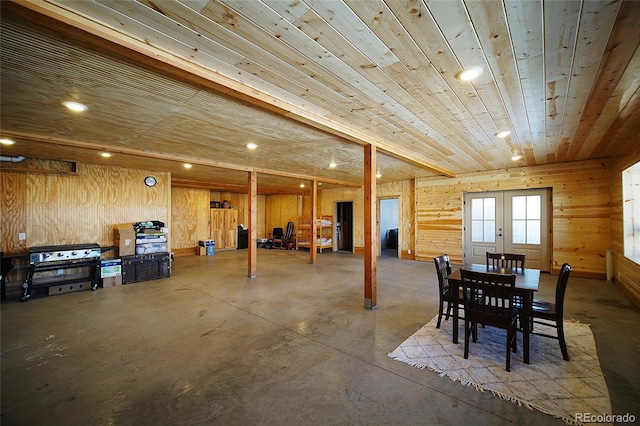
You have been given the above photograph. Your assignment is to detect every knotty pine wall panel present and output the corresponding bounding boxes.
[172,187,210,256]
[610,151,640,308]
[416,159,611,277]
[316,186,364,253]
[265,194,300,237]
[378,180,415,258]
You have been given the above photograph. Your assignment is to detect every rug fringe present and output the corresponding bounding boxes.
[388,353,591,426]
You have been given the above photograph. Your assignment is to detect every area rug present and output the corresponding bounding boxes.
[388,316,612,425]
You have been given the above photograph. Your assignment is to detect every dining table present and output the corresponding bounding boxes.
[446,263,540,364]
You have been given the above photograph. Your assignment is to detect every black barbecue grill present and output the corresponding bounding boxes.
[21,243,102,301]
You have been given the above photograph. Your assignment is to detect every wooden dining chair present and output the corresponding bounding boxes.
[486,252,504,268]
[502,253,525,271]
[433,254,463,328]
[461,269,519,371]
[529,263,572,360]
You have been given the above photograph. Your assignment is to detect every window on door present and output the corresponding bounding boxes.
[471,198,496,243]
[512,195,541,245]
[464,189,551,271]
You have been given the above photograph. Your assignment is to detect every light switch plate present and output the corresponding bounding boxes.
[18,233,26,240]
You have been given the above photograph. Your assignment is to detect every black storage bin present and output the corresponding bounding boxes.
[122,252,170,284]
[237,227,248,250]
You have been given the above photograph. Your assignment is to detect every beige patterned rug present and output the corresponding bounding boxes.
[388,316,611,425]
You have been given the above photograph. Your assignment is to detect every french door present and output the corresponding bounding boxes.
[463,189,551,272]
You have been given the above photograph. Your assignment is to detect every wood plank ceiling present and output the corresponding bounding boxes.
[1,0,639,193]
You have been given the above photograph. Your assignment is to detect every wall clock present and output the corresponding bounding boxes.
[144,176,157,187]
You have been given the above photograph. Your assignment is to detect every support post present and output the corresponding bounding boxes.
[309,179,318,265]
[364,145,377,309]
[248,171,257,278]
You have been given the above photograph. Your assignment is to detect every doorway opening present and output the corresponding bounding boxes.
[336,201,353,253]
[380,198,399,258]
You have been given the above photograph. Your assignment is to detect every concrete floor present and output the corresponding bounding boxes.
[1,249,639,425]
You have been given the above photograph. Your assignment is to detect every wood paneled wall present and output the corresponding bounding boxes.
[1,163,170,284]
[171,187,211,255]
[316,181,415,257]
[264,194,301,237]
[610,151,640,307]
[416,159,612,278]
[316,186,364,252]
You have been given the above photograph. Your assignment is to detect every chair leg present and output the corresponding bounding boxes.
[436,298,444,328]
[557,319,569,361]
[444,301,452,320]
[464,319,471,359]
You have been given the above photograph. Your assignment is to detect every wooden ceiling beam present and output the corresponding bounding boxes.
[171,178,304,195]
[1,129,362,189]
[13,0,455,178]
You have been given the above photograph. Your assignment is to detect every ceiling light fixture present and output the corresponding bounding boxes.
[376,172,382,178]
[183,163,192,169]
[246,143,257,150]
[457,66,483,81]
[329,162,337,168]
[100,152,112,158]
[300,183,305,188]
[497,130,511,138]
[0,138,15,145]
[63,101,88,112]
[511,154,522,161]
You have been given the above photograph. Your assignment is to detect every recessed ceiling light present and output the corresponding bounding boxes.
[0,138,15,145]
[457,66,483,81]
[100,152,112,158]
[497,130,511,138]
[511,154,522,161]
[246,143,258,150]
[183,163,192,169]
[63,101,88,112]
[299,183,305,188]
[376,172,382,178]
[329,162,337,168]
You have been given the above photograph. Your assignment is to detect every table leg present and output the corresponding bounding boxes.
[452,286,459,344]
[523,291,532,364]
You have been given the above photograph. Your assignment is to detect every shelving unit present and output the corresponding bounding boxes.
[295,215,333,253]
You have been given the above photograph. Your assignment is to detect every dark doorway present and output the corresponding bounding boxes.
[336,201,353,252]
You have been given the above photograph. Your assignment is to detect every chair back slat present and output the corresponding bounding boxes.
[486,252,525,271]
[486,252,503,268]
[433,254,451,292]
[461,269,517,320]
[502,253,525,271]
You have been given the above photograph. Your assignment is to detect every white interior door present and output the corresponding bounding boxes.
[464,189,551,271]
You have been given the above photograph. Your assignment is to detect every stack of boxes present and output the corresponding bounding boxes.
[198,239,215,256]
[113,221,171,284]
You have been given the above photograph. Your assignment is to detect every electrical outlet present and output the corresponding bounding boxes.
[18,233,26,241]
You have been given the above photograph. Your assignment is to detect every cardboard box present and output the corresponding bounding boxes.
[114,223,136,256]
[102,275,123,288]
[197,246,215,256]
[101,259,122,278]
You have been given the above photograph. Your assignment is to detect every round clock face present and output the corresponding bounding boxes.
[144,176,157,187]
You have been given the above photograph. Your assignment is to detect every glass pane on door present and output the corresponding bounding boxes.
[471,198,495,243]
[512,195,541,244]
